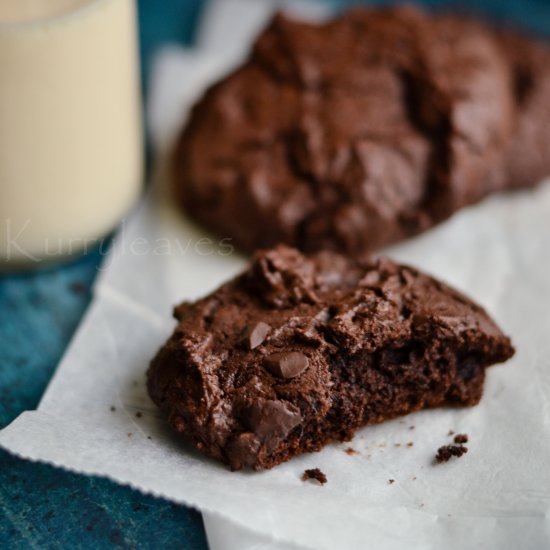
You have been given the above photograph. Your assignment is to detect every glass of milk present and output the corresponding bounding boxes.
[0,0,143,270]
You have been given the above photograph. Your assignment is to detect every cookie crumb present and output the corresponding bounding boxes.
[135,411,142,418]
[409,426,415,430]
[302,468,327,485]
[345,447,358,455]
[110,406,116,412]
[127,432,133,438]
[407,442,414,447]
[147,436,152,440]
[435,444,468,463]
[388,479,395,484]
[454,433,468,444]
[448,430,455,436]
[394,443,401,447]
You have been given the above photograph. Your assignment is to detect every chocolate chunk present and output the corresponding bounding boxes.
[244,321,271,350]
[147,245,514,471]
[435,444,468,463]
[244,399,302,443]
[302,468,327,485]
[264,351,309,379]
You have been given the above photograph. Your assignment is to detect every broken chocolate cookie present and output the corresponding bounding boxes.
[147,246,514,470]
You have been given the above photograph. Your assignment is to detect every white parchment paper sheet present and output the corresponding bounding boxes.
[2,1,550,548]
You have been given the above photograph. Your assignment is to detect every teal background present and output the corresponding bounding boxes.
[1,0,548,548]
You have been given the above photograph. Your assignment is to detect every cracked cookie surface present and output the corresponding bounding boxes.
[174,7,550,255]
[147,246,514,470]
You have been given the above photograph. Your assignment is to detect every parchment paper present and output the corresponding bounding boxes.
[2,1,550,548]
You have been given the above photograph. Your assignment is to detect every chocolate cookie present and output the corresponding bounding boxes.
[490,29,550,191]
[174,7,550,256]
[147,246,514,470]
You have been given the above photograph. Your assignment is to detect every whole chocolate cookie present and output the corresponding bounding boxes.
[147,246,514,470]
[174,7,549,256]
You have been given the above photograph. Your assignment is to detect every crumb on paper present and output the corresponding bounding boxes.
[435,444,468,463]
[407,442,414,447]
[147,436,152,440]
[409,426,415,430]
[110,406,116,412]
[135,411,142,418]
[454,433,468,444]
[127,432,133,438]
[302,468,327,485]
[394,443,401,447]
[345,447,358,455]
[388,479,395,484]
[448,430,455,436]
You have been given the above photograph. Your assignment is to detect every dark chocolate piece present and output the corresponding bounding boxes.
[147,246,514,470]
[244,321,271,350]
[302,468,327,485]
[264,351,309,379]
[244,399,302,442]
[435,444,468,463]
[174,7,550,256]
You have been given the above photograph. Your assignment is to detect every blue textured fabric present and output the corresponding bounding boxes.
[1,0,548,548]
[0,249,208,550]
[138,0,203,92]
